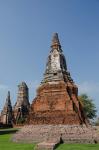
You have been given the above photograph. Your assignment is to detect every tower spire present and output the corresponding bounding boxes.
[5,91,11,107]
[8,91,10,97]
[51,33,62,50]
[42,33,69,84]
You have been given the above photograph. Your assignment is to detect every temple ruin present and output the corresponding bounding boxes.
[13,82,30,124]
[29,33,87,125]
[1,91,13,125]
[12,33,99,145]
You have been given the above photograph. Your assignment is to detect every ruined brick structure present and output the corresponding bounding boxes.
[29,33,87,125]
[13,82,30,124]
[1,91,13,125]
[12,33,99,145]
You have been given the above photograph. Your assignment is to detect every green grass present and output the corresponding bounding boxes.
[0,127,17,131]
[56,143,99,150]
[0,129,35,150]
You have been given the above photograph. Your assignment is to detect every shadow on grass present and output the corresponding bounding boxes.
[0,129,18,135]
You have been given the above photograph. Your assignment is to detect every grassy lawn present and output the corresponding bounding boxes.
[0,129,35,150]
[56,143,99,150]
[0,128,99,150]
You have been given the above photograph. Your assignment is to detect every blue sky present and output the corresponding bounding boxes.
[0,0,99,115]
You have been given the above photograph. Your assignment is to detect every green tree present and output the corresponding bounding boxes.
[79,94,97,119]
[95,118,99,126]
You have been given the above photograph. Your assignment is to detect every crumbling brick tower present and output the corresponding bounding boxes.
[1,91,13,125]
[13,82,30,124]
[29,33,87,125]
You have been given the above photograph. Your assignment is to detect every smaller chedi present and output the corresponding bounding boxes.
[13,82,30,124]
[1,91,13,125]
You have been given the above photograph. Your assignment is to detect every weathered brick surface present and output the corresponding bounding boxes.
[35,140,59,150]
[28,33,88,125]
[13,82,30,124]
[12,125,99,144]
[29,81,87,125]
[1,91,13,125]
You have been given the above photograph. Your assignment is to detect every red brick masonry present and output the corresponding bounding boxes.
[29,81,87,125]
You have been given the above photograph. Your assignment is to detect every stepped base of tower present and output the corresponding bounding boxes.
[28,81,87,125]
[12,125,99,144]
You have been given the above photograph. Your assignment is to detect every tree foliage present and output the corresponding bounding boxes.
[79,94,97,119]
[95,118,99,126]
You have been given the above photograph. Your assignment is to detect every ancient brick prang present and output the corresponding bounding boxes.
[1,91,13,125]
[29,33,88,125]
[13,82,30,124]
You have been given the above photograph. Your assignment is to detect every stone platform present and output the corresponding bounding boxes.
[12,125,99,144]
[35,140,60,150]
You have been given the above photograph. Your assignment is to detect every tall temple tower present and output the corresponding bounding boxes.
[1,91,13,125]
[13,82,30,124]
[29,33,87,125]
[12,34,99,145]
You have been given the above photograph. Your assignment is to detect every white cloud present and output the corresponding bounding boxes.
[26,80,40,102]
[78,81,99,94]
[0,84,8,91]
[29,80,40,89]
[78,81,99,115]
